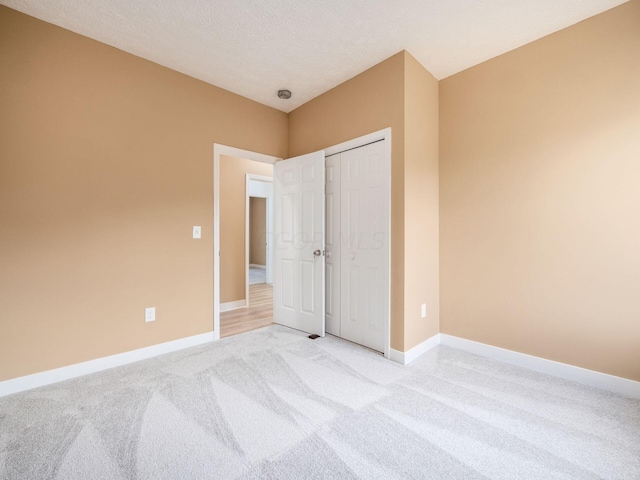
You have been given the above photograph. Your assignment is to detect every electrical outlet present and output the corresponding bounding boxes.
[145,307,156,322]
[421,304,427,318]
[193,226,201,239]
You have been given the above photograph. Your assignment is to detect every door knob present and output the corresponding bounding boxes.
[313,249,322,257]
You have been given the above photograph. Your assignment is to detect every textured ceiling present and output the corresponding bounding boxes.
[1,0,629,112]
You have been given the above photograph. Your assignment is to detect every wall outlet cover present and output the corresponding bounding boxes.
[145,307,156,322]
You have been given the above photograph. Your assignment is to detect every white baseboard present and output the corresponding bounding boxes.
[249,264,266,269]
[220,300,247,312]
[387,332,639,399]
[4,329,637,400]
[390,334,441,365]
[440,334,640,399]
[0,331,215,398]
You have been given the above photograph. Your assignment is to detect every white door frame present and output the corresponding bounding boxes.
[213,144,281,340]
[324,127,392,360]
[245,174,274,304]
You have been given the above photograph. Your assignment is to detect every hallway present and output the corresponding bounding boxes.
[220,283,273,338]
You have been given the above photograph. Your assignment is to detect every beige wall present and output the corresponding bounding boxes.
[440,0,640,381]
[4,0,637,384]
[249,198,267,266]
[289,52,407,350]
[403,53,440,350]
[220,156,272,303]
[0,6,287,382]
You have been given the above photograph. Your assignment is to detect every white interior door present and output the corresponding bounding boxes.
[325,155,341,336]
[266,197,274,284]
[340,141,389,352]
[273,151,326,336]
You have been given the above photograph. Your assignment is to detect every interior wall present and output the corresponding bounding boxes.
[403,52,440,350]
[288,52,407,350]
[220,157,272,303]
[0,6,287,382]
[440,0,640,381]
[6,0,635,383]
[249,198,267,266]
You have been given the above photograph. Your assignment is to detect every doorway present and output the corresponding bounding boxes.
[245,173,274,300]
[213,145,280,339]
[213,128,391,358]
[248,197,268,285]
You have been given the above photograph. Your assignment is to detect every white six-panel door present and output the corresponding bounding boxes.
[339,141,389,352]
[325,155,341,336]
[273,151,326,336]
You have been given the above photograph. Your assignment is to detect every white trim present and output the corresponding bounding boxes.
[324,128,391,156]
[220,300,247,312]
[250,264,266,269]
[390,334,441,365]
[0,332,214,398]
[245,176,250,306]
[325,128,393,361]
[388,349,405,365]
[214,144,281,341]
[247,174,274,185]
[440,334,640,399]
[387,332,640,398]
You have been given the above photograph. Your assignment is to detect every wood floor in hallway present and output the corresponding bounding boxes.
[220,283,273,338]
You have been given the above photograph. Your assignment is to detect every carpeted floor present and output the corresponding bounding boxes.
[0,325,638,480]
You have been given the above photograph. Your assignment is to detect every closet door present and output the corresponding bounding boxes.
[325,154,341,336]
[340,141,389,353]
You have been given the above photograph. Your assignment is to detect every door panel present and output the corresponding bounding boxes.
[325,155,341,336]
[281,260,294,308]
[340,141,389,353]
[273,151,325,336]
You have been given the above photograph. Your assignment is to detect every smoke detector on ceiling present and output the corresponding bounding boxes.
[277,89,292,99]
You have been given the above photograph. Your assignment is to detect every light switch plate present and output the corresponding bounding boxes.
[145,307,156,322]
[193,226,201,239]
[421,304,427,318]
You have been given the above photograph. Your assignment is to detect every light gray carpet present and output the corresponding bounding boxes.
[0,326,638,480]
